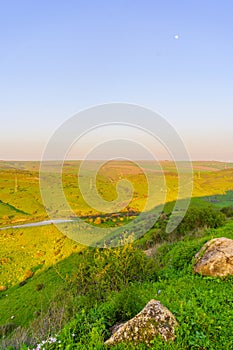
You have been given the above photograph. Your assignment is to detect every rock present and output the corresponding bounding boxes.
[109,323,125,335]
[105,299,178,346]
[0,285,7,292]
[194,237,233,277]
[144,248,154,257]
[144,246,157,257]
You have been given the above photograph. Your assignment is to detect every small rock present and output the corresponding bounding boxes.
[144,248,154,257]
[105,299,178,346]
[194,237,233,277]
[0,285,7,292]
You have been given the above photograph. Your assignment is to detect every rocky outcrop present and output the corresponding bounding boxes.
[194,237,233,277]
[105,299,178,346]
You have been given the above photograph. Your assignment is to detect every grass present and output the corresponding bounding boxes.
[1,219,233,349]
[201,190,233,208]
[51,221,233,350]
[0,225,82,288]
[1,161,233,349]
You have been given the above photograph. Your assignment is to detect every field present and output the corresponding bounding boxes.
[1,160,233,226]
[1,160,233,349]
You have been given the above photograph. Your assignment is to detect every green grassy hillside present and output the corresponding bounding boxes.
[1,218,233,349]
[1,161,233,349]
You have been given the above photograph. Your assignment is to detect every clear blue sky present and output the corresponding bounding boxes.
[0,0,233,160]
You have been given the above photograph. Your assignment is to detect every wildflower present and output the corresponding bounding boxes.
[48,336,57,343]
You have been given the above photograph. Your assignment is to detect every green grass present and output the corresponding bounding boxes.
[0,253,83,327]
[11,221,233,349]
[1,220,233,349]
[1,161,233,349]
[0,225,83,288]
[201,190,233,208]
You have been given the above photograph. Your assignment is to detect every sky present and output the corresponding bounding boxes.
[0,0,233,161]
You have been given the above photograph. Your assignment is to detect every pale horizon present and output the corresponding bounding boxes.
[1,1,233,160]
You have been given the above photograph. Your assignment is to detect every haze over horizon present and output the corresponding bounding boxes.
[1,1,233,161]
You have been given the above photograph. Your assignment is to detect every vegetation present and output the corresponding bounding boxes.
[1,161,233,349]
[2,220,233,349]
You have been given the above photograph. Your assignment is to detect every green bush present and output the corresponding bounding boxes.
[177,207,225,233]
[71,244,156,302]
[220,206,233,217]
[151,207,225,244]
[157,239,207,272]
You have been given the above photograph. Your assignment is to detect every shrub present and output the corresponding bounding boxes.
[157,239,207,271]
[220,206,233,217]
[152,207,226,244]
[71,244,156,301]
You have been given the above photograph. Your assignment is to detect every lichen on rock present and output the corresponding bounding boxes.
[194,237,233,277]
[105,299,178,346]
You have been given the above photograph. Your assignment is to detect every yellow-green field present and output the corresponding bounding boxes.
[1,160,233,225]
[1,161,233,349]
